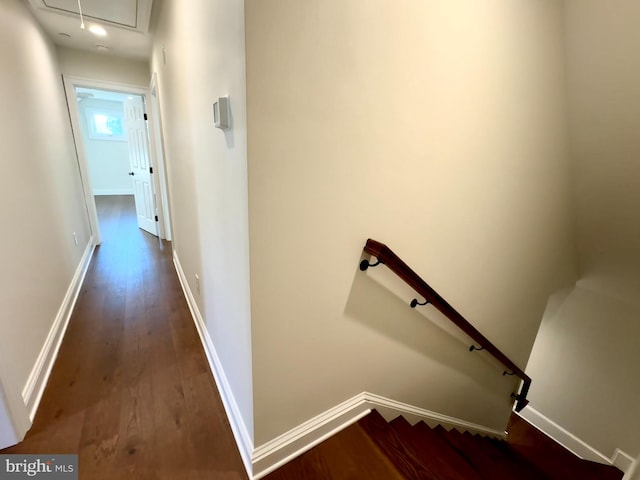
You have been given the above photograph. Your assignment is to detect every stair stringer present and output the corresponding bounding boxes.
[251,391,506,479]
[366,392,506,440]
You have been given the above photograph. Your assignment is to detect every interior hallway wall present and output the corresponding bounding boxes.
[526,0,640,463]
[150,0,253,443]
[527,285,640,460]
[245,0,578,445]
[0,0,92,440]
[57,46,150,87]
[564,0,640,300]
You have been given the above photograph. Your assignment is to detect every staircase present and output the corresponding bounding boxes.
[264,410,624,479]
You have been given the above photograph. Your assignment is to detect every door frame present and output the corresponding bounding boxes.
[62,75,172,244]
[149,73,172,241]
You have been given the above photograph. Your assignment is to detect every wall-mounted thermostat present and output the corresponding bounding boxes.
[213,96,229,129]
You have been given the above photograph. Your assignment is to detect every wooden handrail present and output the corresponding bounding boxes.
[360,239,531,412]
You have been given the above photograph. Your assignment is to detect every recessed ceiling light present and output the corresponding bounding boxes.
[89,25,107,37]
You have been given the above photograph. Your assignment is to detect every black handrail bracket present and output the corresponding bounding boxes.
[360,238,531,413]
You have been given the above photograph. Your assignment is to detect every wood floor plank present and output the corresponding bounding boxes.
[2,195,247,479]
[264,422,404,480]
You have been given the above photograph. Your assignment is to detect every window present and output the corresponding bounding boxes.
[86,107,127,141]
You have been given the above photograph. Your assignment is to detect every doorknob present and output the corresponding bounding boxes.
[129,172,135,176]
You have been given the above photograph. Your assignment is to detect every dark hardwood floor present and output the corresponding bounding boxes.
[264,421,404,480]
[265,410,624,480]
[2,195,247,480]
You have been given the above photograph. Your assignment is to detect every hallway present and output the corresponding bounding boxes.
[2,196,247,479]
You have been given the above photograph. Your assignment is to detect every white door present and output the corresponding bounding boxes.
[124,96,157,236]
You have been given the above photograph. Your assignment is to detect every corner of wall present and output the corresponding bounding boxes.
[22,238,95,420]
[172,250,254,477]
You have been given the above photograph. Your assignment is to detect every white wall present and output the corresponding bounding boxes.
[525,0,640,463]
[527,286,640,459]
[565,0,640,300]
[245,0,577,445]
[0,0,92,440]
[57,46,150,86]
[78,98,133,195]
[150,0,253,442]
[567,0,640,298]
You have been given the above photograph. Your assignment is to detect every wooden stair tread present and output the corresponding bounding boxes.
[506,415,624,480]
[579,459,626,480]
[505,445,623,480]
[389,417,482,480]
[392,419,481,480]
[358,410,438,479]
[264,421,404,480]
[440,428,547,480]
[266,410,624,480]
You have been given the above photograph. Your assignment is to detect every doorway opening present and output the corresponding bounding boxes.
[63,76,171,245]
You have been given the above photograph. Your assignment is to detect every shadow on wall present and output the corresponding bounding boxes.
[344,256,518,401]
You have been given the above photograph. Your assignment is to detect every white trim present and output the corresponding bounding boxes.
[172,251,253,477]
[252,395,372,479]
[614,449,635,473]
[22,238,95,420]
[148,73,172,241]
[363,392,506,438]
[63,75,171,243]
[517,406,633,472]
[623,456,640,480]
[252,391,506,479]
[174,248,508,479]
[93,189,134,196]
[253,410,372,479]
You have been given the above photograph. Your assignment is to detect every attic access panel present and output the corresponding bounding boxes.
[34,0,153,31]
[43,0,137,28]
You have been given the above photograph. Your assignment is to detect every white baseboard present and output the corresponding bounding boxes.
[623,457,640,480]
[252,391,506,479]
[172,251,254,478]
[517,406,633,473]
[22,237,95,420]
[363,392,506,438]
[93,189,134,196]
[172,256,510,479]
[614,449,635,473]
[252,394,373,479]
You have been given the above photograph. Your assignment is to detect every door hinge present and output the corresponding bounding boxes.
[144,113,148,121]
[155,215,159,222]
[149,167,153,174]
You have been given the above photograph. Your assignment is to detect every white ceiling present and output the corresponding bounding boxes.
[27,0,154,60]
